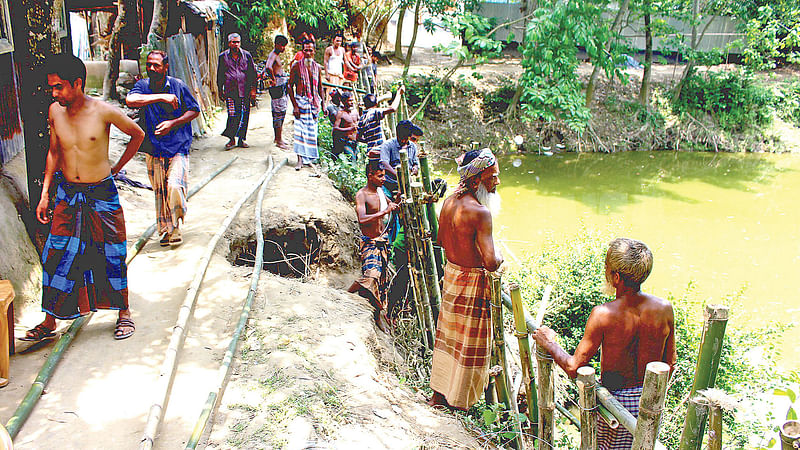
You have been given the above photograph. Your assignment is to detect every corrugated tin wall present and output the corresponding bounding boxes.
[0,53,24,167]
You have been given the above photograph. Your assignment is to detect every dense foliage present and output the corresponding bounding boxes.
[507,232,789,448]
[673,69,774,132]
[317,116,367,202]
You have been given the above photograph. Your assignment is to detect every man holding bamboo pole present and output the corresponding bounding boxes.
[428,148,503,410]
[348,152,398,332]
[532,238,677,449]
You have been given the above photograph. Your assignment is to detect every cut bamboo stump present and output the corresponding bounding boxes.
[632,362,670,450]
[536,343,555,449]
[577,367,597,450]
[679,305,729,450]
[708,403,723,450]
[780,420,800,450]
[510,284,538,431]
[682,396,710,450]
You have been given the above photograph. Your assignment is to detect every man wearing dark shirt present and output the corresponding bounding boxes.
[127,50,200,247]
[378,119,421,195]
[217,33,256,150]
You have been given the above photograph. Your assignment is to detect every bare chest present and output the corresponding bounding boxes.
[53,112,109,152]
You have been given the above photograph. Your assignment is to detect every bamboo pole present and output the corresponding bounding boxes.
[4,156,236,440]
[489,273,525,449]
[679,305,729,450]
[321,80,368,94]
[536,343,555,449]
[509,283,538,431]
[403,196,435,345]
[411,182,441,320]
[682,396,710,450]
[632,362,671,450]
[140,162,277,450]
[184,157,286,449]
[401,201,431,348]
[780,420,800,450]
[398,150,413,197]
[708,403,722,450]
[577,366,598,450]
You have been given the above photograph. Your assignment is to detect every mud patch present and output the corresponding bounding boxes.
[229,224,322,278]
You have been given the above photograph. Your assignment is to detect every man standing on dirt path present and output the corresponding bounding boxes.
[218,33,256,151]
[428,148,503,411]
[348,152,398,332]
[532,238,676,449]
[23,54,144,343]
[289,38,325,171]
[126,50,200,249]
[265,35,290,150]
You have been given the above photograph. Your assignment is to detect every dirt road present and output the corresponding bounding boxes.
[1,99,477,449]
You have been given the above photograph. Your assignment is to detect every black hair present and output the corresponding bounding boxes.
[330,90,341,106]
[335,32,344,40]
[47,53,87,89]
[301,39,314,46]
[275,35,288,46]
[366,159,383,176]
[363,94,377,108]
[372,50,381,57]
[147,49,169,65]
[340,90,352,100]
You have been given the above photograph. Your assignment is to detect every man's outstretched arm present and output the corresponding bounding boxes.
[533,307,604,378]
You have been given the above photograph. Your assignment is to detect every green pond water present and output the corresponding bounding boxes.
[440,151,800,369]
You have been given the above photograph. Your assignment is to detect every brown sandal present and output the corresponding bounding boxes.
[20,324,56,342]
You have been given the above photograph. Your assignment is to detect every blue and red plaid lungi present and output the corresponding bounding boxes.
[41,174,128,319]
[354,234,390,312]
[598,385,642,450]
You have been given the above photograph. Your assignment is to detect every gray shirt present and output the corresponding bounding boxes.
[379,138,418,185]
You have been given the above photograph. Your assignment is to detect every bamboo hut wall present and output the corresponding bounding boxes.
[166,33,209,135]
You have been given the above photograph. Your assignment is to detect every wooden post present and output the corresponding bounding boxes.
[632,362,671,450]
[679,305,729,450]
[780,420,800,450]
[510,283,538,431]
[536,343,556,449]
[577,367,597,450]
[489,273,525,449]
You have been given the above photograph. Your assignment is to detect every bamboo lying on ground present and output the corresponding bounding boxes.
[632,362,670,450]
[184,157,285,449]
[4,156,236,440]
[489,273,525,449]
[577,366,598,450]
[140,161,278,450]
[679,305,729,450]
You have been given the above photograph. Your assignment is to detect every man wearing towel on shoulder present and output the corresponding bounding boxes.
[532,238,677,450]
[429,147,503,410]
[289,38,325,170]
[349,151,398,332]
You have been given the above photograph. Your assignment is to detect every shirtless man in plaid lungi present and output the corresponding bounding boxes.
[533,238,677,449]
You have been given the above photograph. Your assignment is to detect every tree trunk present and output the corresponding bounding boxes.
[103,0,137,100]
[10,0,54,216]
[638,7,652,106]
[585,0,631,107]
[505,81,524,118]
[394,5,406,60]
[402,0,422,78]
[671,0,709,104]
[147,0,169,49]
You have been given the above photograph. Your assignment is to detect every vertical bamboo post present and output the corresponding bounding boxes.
[398,150,413,197]
[400,200,429,349]
[679,305,729,450]
[536,342,556,449]
[577,367,597,450]
[411,182,442,320]
[682,396,710,450]
[404,196,435,345]
[632,362,671,450]
[780,421,800,450]
[510,283,538,431]
[489,273,525,449]
[707,404,723,450]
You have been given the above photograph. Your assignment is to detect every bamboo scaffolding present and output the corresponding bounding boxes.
[184,157,286,449]
[140,161,278,450]
[679,305,729,450]
[536,342,555,449]
[410,182,442,319]
[509,284,538,431]
[632,362,671,450]
[577,366,598,450]
[489,273,525,449]
[4,156,236,440]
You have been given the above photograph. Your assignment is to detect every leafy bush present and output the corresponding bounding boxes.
[317,115,366,202]
[508,231,788,448]
[673,70,774,132]
[404,74,454,111]
[774,81,800,127]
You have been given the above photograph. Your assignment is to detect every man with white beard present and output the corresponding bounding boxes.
[428,148,504,410]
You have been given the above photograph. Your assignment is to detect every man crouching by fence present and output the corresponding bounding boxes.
[532,238,677,450]
[348,152,398,332]
[428,148,503,410]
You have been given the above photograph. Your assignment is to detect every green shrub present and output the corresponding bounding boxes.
[404,74,454,111]
[508,231,787,448]
[774,81,800,127]
[674,70,774,132]
[317,115,367,202]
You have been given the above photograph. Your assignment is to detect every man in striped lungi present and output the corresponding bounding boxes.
[429,148,504,410]
[532,238,677,449]
[289,38,325,170]
[127,50,200,248]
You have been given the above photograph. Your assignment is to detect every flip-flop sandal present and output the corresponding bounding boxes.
[114,318,135,340]
[19,324,56,342]
[159,232,171,247]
